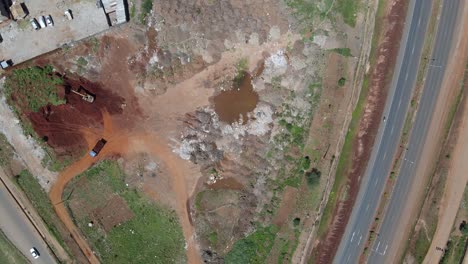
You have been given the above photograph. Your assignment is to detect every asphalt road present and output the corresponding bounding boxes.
[367,0,461,262]
[333,0,435,262]
[0,180,56,264]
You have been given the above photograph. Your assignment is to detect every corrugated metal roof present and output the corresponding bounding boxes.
[100,0,126,25]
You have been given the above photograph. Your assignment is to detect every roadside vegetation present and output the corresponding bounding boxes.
[317,0,385,237]
[0,230,28,264]
[64,160,186,263]
[439,186,468,263]
[14,170,69,251]
[0,133,15,167]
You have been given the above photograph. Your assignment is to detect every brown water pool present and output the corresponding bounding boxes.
[213,73,259,124]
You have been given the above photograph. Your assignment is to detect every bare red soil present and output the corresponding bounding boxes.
[28,76,127,156]
[313,0,409,262]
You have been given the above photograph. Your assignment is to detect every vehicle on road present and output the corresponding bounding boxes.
[89,139,107,157]
[45,15,54,27]
[30,18,39,30]
[30,247,40,259]
[37,16,46,28]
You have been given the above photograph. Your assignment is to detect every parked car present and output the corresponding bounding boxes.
[45,15,54,27]
[64,9,73,20]
[0,60,12,69]
[37,16,46,28]
[30,247,40,259]
[30,18,39,30]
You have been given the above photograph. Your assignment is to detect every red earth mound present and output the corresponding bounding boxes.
[29,76,126,156]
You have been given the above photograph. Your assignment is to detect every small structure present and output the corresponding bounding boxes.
[10,1,27,20]
[100,0,127,26]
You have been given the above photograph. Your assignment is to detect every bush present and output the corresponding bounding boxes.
[306,168,321,186]
[338,77,346,87]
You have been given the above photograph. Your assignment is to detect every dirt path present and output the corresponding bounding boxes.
[422,3,468,261]
[385,1,468,260]
[49,111,203,263]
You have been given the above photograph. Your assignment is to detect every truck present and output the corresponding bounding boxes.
[89,139,106,157]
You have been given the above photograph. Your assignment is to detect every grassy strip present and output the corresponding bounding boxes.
[0,133,15,167]
[317,0,385,237]
[0,230,28,264]
[225,225,279,264]
[65,160,186,264]
[330,48,353,57]
[14,170,69,251]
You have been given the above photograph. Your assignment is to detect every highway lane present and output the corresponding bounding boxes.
[333,0,434,262]
[368,0,462,262]
[0,178,56,264]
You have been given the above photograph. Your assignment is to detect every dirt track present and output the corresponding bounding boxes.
[422,2,468,261]
[49,111,203,264]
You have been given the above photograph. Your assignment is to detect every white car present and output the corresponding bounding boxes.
[64,9,73,20]
[30,18,39,30]
[37,16,46,28]
[45,15,54,27]
[30,247,40,259]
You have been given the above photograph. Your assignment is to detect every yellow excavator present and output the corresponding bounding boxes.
[70,87,94,103]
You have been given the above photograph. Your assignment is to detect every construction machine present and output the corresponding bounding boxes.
[71,88,94,103]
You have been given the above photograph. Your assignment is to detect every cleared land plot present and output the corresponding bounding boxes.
[64,160,186,264]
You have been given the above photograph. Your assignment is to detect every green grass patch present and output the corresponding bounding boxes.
[139,0,153,23]
[286,0,319,27]
[225,225,278,264]
[15,170,68,250]
[0,230,28,264]
[336,0,359,27]
[4,65,65,112]
[65,160,186,264]
[208,231,218,246]
[77,57,88,67]
[234,58,249,84]
[330,48,353,57]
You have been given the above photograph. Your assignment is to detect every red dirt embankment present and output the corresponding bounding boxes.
[29,76,126,156]
[313,0,409,263]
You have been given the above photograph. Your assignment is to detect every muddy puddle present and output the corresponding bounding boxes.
[207,177,244,190]
[213,73,259,124]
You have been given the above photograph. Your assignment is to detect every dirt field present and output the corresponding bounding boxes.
[312,0,409,262]
[2,0,373,263]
